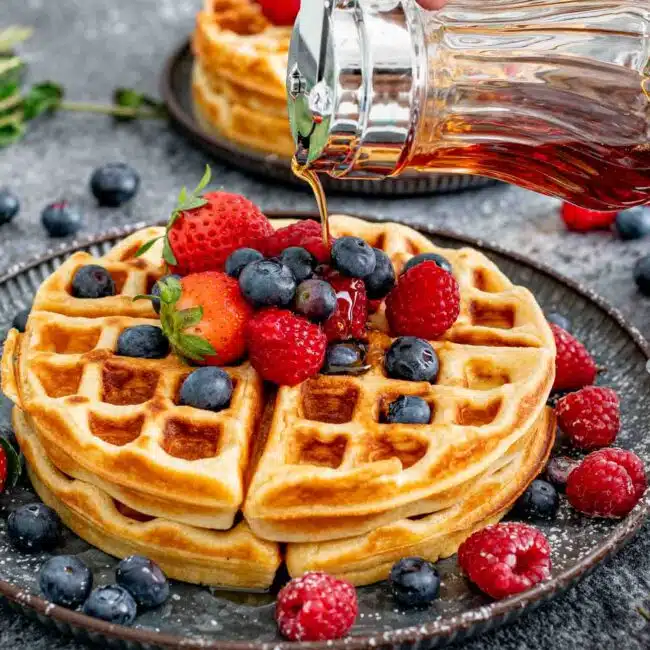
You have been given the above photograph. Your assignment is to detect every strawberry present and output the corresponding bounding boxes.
[137,166,273,275]
[247,309,327,386]
[321,270,368,342]
[152,273,252,366]
[550,324,597,391]
[257,0,300,26]
[262,220,331,263]
[561,203,618,233]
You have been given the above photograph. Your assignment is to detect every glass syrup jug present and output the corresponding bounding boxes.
[287,0,650,210]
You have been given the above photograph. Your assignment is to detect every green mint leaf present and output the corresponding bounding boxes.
[0,436,23,488]
[0,120,24,147]
[22,81,64,121]
[193,165,212,196]
[134,236,162,257]
[176,306,203,330]
[162,237,177,266]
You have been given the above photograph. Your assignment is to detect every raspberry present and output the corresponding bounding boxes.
[458,523,552,599]
[566,448,646,518]
[275,572,357,641]
[550,324,597,391]
[556,386,620,449]
[247,309,327,386]
[262,220,331,263]
[322,272,368,342]
[168,192,273,276]
[386,262,460,339]
[561,203,618,233]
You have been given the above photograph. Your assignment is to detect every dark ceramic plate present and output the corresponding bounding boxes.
[0,213,648,650]
[161,41,498,197]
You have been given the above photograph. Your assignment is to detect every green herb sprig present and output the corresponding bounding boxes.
[0,26,167,148]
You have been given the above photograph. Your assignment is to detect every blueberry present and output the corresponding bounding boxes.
[402,253,452,275]
[12,306,31,333]
[7,503,61,552]
[321,342,370,376]
[512,479,559,521]
[364,249,396,300]
[545,456,579,492]
[41,202,82,238]
[239,259,296,308]
[294,279,337,322]
[83,585,137,625]
[615,207,650,241]
[39,555,93,608]
[116,555,170,609]
[385,337,439,383]
[151,274,181,314]
[634,255,650,296]
[331,236,376,278]
[179,367,233,412]
[546,312,572,332]
[280,246,316,283]
[0,189,20,225]
[225,248,264,279]
[386,396,431,424]
[71,265,116,299]
[117,325,169,359]
[90,163,140,207]
[389,557,440,608]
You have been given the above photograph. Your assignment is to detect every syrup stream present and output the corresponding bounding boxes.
[291,157,330,247]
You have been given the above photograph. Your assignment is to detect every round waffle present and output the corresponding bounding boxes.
[1,215,556,587]
[191,0,293,157]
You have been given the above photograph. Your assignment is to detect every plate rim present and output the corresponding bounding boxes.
[0,212,648,650]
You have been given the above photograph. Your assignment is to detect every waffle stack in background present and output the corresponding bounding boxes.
[1,216,556,590]
[191,0,294,158]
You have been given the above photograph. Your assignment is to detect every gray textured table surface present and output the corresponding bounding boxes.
[2,0,650,648]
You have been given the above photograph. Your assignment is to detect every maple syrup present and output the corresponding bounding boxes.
[291,157,330,246]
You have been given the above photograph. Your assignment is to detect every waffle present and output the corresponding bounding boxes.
[1,214,556,588]
[245,216,556,541]
[191,0,293,157]
[14,408,281,589]
[287,407,555,585]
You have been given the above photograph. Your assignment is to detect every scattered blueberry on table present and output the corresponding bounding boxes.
[12,306,31,333]
[634,255,650,296]
[0,189,20,226]
[179,367,233,412]
[390,557,441,608]
[116,555,170,609]
[90,163,140,207]
[71,264,116,299]
[82,585,137,625]
[545,456,580,492]
[615,207,650,241]
[117,325,170,359]
[7,503,61,552]
[39,555,93,608]
[41,201,82,238]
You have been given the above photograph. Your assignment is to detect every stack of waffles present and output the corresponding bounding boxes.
[1,216,556,589]
[191,0,294,158]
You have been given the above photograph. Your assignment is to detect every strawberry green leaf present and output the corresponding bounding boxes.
[177,186,188,207]
[194,164,212,195]
[0,437,23,489]
[132,293,156,303]
[179,197,207,212]
[159,275,182,304]
[179,333,216,358]
[22,81,64,120]
[162,237,177,266]
[176,306,203,330]
[134,236,162,257]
